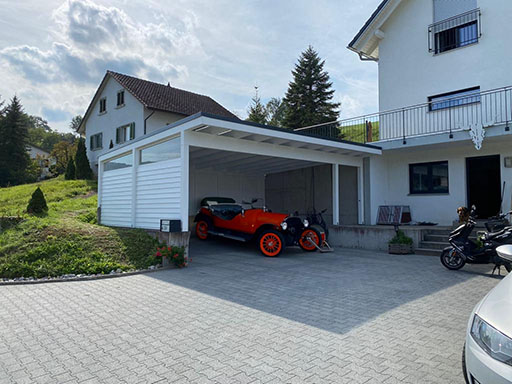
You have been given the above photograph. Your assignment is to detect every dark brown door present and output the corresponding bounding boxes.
[466,155,501,219]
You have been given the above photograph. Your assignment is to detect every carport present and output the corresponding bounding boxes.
[97,113,381,235]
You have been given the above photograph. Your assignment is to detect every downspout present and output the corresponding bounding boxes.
[144,109,155,135]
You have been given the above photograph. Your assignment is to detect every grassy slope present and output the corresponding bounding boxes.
[0,177,160,278]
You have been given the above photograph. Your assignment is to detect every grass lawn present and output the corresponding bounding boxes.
[0,177,161,278]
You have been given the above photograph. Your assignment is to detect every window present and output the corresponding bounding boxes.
[409,161,449,194]
[104,153,132,172]
[90,133,103,151]
[140,137,180,164]
[435,21,478,53]
[429,87,480,111]
[116,123,135,144]
[117,90,125,107]
[99,98,106,113]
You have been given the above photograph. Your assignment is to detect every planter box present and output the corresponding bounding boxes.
[388,243,414,254]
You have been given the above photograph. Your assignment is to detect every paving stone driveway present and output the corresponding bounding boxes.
[0,239,505,384]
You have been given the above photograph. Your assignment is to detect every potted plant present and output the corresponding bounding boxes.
[388,229,414,254]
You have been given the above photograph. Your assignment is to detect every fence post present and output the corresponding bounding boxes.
[449,107,453,139]
[402,109,406,144]
[505,87,510,132]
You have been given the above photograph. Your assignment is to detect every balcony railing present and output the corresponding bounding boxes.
[295,86,512,144]
[428,9,481,54]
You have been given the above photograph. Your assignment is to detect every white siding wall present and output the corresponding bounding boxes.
[135,159,182,229]
[100,167,133,227]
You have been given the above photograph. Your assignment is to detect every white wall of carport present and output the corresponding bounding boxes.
[188,167,265,224]
[368,140,512,225]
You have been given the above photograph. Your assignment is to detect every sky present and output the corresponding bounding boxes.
[0,0,381,133]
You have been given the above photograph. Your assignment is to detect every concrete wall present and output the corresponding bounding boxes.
[188,167,265,217]
[265,165,334,223]
[369,138,512,225]
[378,0,512,111]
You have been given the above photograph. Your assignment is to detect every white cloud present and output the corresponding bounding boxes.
[0,0,381,132]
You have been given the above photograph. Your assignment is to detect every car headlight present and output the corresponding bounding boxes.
[280,221,288,230]
[303,219,309,228]
[471,314,512,366]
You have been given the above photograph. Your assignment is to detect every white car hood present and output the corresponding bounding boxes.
[477,272,512,338]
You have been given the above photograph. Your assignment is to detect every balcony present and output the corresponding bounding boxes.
[428,8,481,55]
[294,86,512,145]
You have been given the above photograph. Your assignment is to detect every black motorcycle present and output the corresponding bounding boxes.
[440,207,512,274]
[306,208,330,239]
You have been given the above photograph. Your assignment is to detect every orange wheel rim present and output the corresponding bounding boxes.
[260,233,282,256]
[196,221,208,239]
[300,229,319,251]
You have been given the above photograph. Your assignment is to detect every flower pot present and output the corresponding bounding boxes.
[388,243,414,255]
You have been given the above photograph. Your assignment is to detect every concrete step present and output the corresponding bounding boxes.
[420,241,449,250]
[415,247,441,256]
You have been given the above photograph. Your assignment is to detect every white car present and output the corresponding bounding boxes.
[464,245,512,383]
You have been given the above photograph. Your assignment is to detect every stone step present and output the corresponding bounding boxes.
[415,247,441,256]
[420,241,449,250]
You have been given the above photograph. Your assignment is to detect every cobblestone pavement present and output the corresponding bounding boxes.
[0,238,505,384]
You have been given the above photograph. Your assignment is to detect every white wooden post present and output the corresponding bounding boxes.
[332,164,340,225]
[357,165,364,225]
[130,149,138,228]
[180,131,190,232]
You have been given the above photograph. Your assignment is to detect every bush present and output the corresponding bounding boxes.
[65,158,76,180]
[26,187,48,214]
[75,138,93,179]
[155,245,186,268]
[389,230,413,245]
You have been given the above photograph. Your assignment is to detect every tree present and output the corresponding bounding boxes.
[74,138,93,179]
[65,158,76,180]
[27,187,48,214]
[246,88,268,125]
[282,46,340,129]
[27,116,77,153]
[70,115,83,132]
[0,96,30,186]
[266,97,287,127]
[51,141,76,174]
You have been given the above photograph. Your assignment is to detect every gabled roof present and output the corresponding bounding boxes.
[348,0,401,61]
[78,71,238,133]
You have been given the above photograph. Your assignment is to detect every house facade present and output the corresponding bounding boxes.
[27,144,54,180]
[77,71,238,173]
[340,0,512,226]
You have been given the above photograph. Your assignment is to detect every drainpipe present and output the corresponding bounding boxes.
[144,109,155,135]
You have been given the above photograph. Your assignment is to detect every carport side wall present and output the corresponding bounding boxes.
[265,165,333,223]
[188,167,265,228]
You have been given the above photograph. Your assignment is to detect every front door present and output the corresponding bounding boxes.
[466,155,501,219]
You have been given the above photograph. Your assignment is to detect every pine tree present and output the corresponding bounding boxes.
[266,97,287,127]
[74,138,92,179]
[0,96,30,186]
[246,88,268,125]
[65,158,76,180]
[27,187,48,214]
[282,46,340,129]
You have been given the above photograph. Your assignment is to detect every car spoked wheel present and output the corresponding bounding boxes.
[440,248,466,270]
[299,228,321,252]
[196,220,210,240]
[259,230,284,257]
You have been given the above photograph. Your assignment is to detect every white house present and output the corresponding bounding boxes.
[77,71,238,173]
[27,144,54,180]
[331,0,512,226]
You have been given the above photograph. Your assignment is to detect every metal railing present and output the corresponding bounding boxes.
[295,86,512,144]
[428,8,481,54]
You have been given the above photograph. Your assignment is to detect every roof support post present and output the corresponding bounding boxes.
[130,149,138,228]
[332,164,340,226]
[180,130,190,232]
[357,165,365,225]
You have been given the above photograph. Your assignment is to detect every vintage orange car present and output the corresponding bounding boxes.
[194,197,326,256]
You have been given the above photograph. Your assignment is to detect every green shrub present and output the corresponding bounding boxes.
[389,230,413,245]
[26,187,48,214]
[75,138,93,180]
[65,158,76,180]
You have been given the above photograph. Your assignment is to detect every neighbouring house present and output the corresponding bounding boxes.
[77,70,238,173]
[27,144,55,180]
[301,0,512,227]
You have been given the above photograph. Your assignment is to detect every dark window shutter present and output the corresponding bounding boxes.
[116,127,121,144]
[130,123,135,140]
[90,136,94,149]
[98,133,102,148]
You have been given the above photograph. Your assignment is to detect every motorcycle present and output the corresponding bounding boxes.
[440,207,512,274]
[306,208,330,239]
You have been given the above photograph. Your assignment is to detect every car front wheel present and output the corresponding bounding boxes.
[259,230,284,257]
